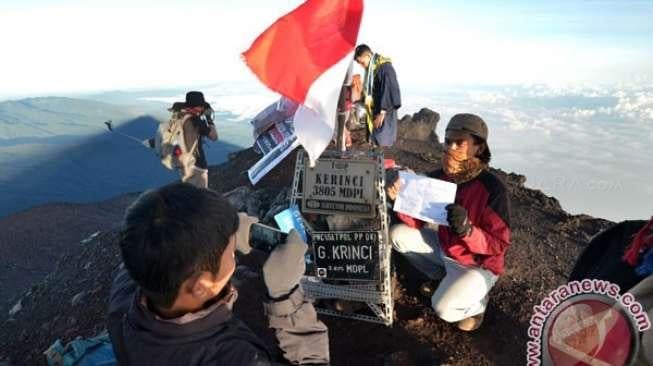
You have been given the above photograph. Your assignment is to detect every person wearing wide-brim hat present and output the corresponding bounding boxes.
[387,113,511,331]
[169,91,213,111]
[170,91,218,188]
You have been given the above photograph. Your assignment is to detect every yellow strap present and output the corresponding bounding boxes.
[363,54,391,133]
[366,104,373,133]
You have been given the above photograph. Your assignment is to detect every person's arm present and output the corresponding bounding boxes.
[375,64,401,114]
[106,265,138,366]
[461,216,510,256]
[194,116,218,141]
[207,123,218,141]
[262,231,330,365]
[351,74,362,103]
[234,216,329,365]
[446,186,511,256]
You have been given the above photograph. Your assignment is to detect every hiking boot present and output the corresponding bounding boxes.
[457,312,485,331]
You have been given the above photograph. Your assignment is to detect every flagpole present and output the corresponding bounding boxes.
[242,0,364,163]
[336,112,346,152]
[336,80,348,153]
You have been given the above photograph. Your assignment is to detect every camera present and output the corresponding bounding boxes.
[249,223,288,253]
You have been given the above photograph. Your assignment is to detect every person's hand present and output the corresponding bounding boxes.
[235,213,259,254]
[364,95,373,108]
[263,230,307,298]
[386,178,401,201]
[386,168,416,201]
[373,112,385,129]
[446,204,472,237]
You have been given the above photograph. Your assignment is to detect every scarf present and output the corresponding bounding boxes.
[441,152,487,184]
[363,53,392,133]
[623,217,653,266]
[183,106,204,116]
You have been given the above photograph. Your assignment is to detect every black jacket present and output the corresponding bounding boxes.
[569,220,647,291]
[182,114,213,169]
[107,267,329,365]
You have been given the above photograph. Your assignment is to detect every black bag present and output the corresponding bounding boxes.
[569,220,647,292]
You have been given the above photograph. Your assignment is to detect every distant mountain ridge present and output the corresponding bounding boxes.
[0,97,138,139]
[0,96,250,218]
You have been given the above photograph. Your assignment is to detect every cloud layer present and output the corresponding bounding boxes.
[132,80,651,222]
[402,83,653,221]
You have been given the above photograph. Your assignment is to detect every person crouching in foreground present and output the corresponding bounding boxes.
[388,113,511,331]
[107,182,329,365]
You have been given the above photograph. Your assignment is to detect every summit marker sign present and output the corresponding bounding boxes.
[302,158,377,218]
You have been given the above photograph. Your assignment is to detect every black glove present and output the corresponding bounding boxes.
[446,204,472,237]
[202,116,214,127]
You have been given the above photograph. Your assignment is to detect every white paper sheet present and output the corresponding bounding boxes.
[248,134,300,185]
[392,171,457,226]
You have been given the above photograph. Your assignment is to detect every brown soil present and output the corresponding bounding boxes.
[0,133,613,365]
[0,194,139,316]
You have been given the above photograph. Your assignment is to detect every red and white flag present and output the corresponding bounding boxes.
[242,0,364,166]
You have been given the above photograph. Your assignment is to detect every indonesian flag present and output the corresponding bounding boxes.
[242,0,364,166]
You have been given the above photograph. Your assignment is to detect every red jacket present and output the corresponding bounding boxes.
[397,169,511,275]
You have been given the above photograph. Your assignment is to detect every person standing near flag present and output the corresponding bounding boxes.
[354,44,402,147]
[242,0,364,165]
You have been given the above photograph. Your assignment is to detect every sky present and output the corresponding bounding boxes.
[1,0,652,97]
[0,0,651,221]
[135,80,653,221]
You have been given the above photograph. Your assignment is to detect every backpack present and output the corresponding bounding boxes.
[154,112,199,171]
[569,220,647,292]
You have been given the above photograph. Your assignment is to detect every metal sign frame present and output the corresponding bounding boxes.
[290,149,394,326]
[302,158,377,218]
[311,230,381,281]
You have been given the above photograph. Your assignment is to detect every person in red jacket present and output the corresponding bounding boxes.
[388,113,511,331]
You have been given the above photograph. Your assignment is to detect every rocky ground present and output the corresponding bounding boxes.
[0,194,140,317]
[0,109,614,365]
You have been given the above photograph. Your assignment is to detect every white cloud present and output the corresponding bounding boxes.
[401,82,652,221]
[467,91,511,105]
[562,109,596,119]
[139,82,279,120]
[612,90,653,121]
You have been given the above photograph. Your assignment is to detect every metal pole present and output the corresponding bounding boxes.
[336,111,346,152]
[336,79,348,153]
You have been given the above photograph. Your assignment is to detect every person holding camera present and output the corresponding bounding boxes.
[107,182,329,365]
[174,91,218,188]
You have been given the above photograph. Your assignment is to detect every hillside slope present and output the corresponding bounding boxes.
[0,109,614,365]
[0,97,139,139]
